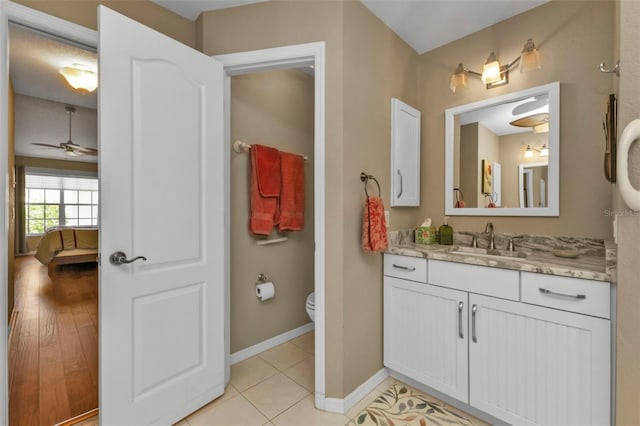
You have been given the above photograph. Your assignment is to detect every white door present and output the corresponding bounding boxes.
[384,277,468,402]
[99,7,225,425]
[469,294,610,426]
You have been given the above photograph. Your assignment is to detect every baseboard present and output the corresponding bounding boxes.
[8,310,18,344]
[323,367,389,414]
[53,408,99,426]
[230,322,314,365]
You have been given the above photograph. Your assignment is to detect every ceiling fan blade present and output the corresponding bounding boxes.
[65,143,99,156]
[32,143,65,150]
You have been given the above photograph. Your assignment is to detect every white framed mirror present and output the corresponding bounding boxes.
[445,81,560,216]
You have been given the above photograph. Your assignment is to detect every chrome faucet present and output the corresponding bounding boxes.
[484,222,496,250]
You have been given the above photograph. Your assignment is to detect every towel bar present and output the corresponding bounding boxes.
[256,236,288,246]
[233,140,308,161]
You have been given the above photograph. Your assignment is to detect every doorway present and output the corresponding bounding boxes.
[1,3,328,422]
[7,19,99,425]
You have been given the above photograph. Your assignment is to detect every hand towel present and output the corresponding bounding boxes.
[362,196,388,252]
[279,152,305,231]
[250,145,280,235]
[253,144,281,197]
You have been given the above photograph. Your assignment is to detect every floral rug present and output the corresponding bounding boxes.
[350,383,480,426]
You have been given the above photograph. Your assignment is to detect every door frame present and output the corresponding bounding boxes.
[214,42,327,407]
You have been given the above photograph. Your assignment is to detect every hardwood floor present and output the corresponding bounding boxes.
[9,256,98,426]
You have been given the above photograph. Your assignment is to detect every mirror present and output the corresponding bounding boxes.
[445,82,559,216]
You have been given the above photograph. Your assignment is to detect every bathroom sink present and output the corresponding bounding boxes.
[446,245,528,260]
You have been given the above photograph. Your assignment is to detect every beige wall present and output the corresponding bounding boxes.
[230,69,314,353]
[13,0,195,48]
[418,0,614,238]
[8,79,15,322]
[15,156,98,173]
[615,1,640,424]
[341,0,420,395]
[459,123,479,207]
[200,0,420,397]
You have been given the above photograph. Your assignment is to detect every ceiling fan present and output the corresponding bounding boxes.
[32,106,98,157]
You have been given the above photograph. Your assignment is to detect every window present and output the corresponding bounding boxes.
[25,172,98,235]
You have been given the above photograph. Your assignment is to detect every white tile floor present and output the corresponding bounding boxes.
[179,331,488,426]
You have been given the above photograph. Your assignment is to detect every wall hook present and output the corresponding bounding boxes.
[599,61,620,76]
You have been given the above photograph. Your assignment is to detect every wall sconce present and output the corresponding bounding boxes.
[524,144,549,158]
[59,63,98,93]
[450,38,541,92]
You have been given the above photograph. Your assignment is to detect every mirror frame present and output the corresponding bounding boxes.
[445,81,560,216]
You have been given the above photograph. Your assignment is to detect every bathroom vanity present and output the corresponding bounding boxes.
[383,236,615,426]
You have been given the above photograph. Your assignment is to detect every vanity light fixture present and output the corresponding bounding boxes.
[59,63,98,93]
[524,144,548,158]
[450,38,541,92]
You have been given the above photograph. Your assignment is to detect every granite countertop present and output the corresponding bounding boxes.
[387,231,616,283]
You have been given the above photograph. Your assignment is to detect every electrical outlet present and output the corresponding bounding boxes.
[384,210,390,227]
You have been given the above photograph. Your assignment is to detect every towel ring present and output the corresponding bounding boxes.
[360,172,381,198]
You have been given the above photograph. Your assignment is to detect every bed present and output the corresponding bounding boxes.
[34,227,99,273]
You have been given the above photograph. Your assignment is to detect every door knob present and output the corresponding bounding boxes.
[109,251,147,265]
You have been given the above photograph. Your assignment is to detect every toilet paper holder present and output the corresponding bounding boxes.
[257,273,268,283]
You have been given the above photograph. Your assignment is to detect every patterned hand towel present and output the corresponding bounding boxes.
[362,196,388,252]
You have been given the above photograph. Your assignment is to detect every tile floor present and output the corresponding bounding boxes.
[179,331,488,426]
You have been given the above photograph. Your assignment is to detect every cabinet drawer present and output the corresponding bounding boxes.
[521,272,610,319]
[428,260,519,301]
[384,254,427,283]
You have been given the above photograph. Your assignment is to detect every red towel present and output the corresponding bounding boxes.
[279,152,304,231]
[362,196,388,252]
[254,144,281,197]
[249,145,280,235]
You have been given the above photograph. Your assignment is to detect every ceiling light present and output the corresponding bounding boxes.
[59,63,97,93]
[524,145,533,158]
[450,38,541,93]
[532,122,549,134]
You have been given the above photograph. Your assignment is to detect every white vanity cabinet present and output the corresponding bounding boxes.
[383,254,612,426]
[384,275,469,401]
[469,293,610,426]
[390,98,420,206]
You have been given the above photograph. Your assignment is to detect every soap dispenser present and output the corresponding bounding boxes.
[439,217,453,245]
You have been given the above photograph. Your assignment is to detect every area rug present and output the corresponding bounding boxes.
[351,383,479,426]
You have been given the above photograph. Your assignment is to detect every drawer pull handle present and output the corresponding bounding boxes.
[458,301,464,339]
[539,288,586,300]
[471,304,478,343]
[392,264,415,272]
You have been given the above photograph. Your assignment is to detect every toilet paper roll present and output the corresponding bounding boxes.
[255,282,275,301]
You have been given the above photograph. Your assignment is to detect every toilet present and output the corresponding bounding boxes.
[305,292,315,322]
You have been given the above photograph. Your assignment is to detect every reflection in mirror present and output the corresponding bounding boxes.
[519,162,548,208]
[445,82,559,216]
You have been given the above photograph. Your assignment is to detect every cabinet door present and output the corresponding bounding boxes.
[390,98,420,206]
[469,294,610,426]
[384,277,468,402]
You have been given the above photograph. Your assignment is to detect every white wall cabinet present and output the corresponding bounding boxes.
[383,254,612,426]
[390,98,420,206]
